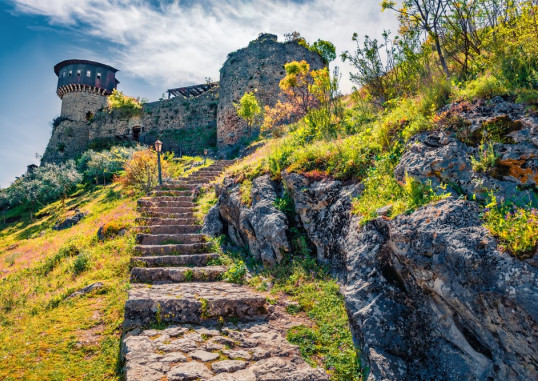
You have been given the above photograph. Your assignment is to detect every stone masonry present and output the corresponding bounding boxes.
[42,34,325,163]
[123,162,328,380]
[217,33,325,147]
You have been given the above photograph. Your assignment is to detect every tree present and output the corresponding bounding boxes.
[310,39,337,64]
[382,0,451,77]
[119,149,169,194]
[235,92,262,133]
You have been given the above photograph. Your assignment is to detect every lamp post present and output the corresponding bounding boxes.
[204,149,208,165]
[154,140,163,186]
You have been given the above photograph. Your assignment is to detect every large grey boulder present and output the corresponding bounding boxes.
[284,172,362,274]
[217,175,290,266]
[344,198,538,380]
[395,98,538,206]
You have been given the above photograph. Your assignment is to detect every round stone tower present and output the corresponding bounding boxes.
[54,59,119,121]
[42,60,119,163]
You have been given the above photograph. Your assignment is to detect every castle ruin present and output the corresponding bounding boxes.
[42,33,324,163]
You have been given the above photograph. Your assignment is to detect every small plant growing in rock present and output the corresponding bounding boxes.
[223,260,247,284]
[471,143,498,173]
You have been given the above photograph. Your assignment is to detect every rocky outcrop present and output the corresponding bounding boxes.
[210,175,290,266]
[283,172,362,274]
[345,198,537,380]
[395,97,538,206]
[208,173,537,380]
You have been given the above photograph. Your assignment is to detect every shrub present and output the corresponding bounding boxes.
[119,149,169,194]
[107,89,142,117]
[41,243,80,275]
[72,252,90,275]
[456,74,508,101]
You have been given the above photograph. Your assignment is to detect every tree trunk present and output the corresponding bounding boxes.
[432,28,450,78]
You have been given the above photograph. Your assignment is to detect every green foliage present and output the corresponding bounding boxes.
[483,196,538,258]
[5,161,82,218]
[194,188,218,225]
[515,88,538,106]
[471,143,498,173]
[249,255,361,380]
[239,179,253,206]
[72,251,90,275]
[223,260,247,284]
[51,116,69,129]
[235,92,262,129]
[309,39,337,64]
[41,243,80,275]
[78,146,141,185]
[352,151,450,224]
[107,89,142,117]
[456,74,508,100]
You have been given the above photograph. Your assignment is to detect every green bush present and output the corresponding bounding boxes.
[72,252,90,275]
[456,74,508,101]
[41,243,80,275]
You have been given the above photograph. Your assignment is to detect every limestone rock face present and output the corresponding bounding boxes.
[217,33,325,148]
[395,97,538,206]
[344,198,537,380]
[212,175,290,266]
[283,172,362,273]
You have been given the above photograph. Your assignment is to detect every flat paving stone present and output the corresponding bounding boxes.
[122,322,329,381]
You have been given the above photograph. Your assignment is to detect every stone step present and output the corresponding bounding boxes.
[142,196,192,202]
[136,217,198,226]
[134,243,212,256]
[150,190,192,197]
[138,200,194,208]
[139,206,194,213]
[135,225,201,234]
[136,233,206,245]
[160,183,198,191]
[123,282,268,329]
[131,253,219,267]
[130,266,227,284]
[139,211,193,219]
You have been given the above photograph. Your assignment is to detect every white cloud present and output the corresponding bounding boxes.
[10,0,399,94]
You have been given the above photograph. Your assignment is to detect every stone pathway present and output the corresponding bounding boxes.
[122,161,328,381]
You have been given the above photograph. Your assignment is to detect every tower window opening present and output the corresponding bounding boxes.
[86,70,91,77]
[77,70,81,76]
[132,126,141,142]
[96,73,101,79]
[68,70,72,77]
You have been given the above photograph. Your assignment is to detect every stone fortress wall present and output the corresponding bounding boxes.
[217,33,324,147]
[42,34,324,163]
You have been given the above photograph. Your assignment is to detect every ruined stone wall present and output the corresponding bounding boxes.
[217,33,325,147]
[87,87,219,155]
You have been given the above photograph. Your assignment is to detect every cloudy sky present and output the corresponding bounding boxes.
[0,0,398,187]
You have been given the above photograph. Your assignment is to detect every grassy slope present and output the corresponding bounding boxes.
[0,185,137,380]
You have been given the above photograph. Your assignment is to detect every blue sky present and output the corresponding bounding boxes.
[0,0,397,188]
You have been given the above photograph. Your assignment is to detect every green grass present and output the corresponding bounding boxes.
[250,256,361,380]
[0,184,137,380]
[482,196,538,258]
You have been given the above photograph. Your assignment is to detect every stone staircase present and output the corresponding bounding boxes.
[121,160,329,381]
